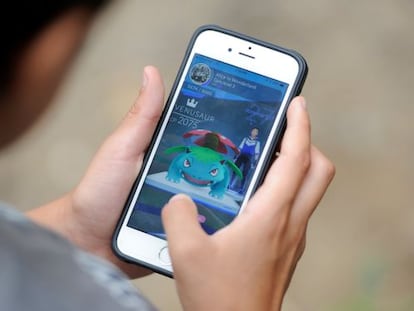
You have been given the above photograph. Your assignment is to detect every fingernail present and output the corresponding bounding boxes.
[297,97,307,109]
[141,67,149,90]
[168,194,190,204]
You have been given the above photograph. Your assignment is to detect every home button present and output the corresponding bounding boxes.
[158,246,171,265]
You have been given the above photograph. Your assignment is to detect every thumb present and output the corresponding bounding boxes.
[75,66,164,212]
[111,66,165,157]
[162,194,207,256]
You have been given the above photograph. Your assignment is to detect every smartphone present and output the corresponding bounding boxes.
[113,25,308,276]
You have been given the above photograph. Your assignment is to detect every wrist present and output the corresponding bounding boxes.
[27,194,108,256]
[26,193,152,279]
[26,194,74,238]
[25,193,99,254]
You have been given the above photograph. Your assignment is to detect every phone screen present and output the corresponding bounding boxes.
[127,53,289,238]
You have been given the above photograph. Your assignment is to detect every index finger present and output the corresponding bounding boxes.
[244,96,311,219]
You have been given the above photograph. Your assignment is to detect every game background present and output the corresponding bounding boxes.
[127,54,288,237]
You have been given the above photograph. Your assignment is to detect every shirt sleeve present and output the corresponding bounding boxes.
[255,141,260,160]
[0,204,157,311]
[239,137,246,150]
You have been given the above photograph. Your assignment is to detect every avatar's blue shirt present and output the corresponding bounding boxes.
[239,136,260,160]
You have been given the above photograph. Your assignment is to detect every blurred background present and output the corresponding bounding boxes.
[0,0,413,310]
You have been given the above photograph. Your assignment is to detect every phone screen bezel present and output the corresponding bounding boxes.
[114,27,306,276]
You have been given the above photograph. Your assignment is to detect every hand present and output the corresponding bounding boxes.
[162,97,335,311]
[27,66,165,278]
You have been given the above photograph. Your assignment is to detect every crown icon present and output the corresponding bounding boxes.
[186,98,199,108]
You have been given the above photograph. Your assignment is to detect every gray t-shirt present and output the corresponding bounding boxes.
[0,203,157,311]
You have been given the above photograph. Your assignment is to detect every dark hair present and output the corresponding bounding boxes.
[0,0,108,90]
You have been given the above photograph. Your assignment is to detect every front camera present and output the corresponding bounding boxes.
[228,48,232,52]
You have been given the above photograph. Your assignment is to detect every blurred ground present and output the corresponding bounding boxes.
[0,0,413,310]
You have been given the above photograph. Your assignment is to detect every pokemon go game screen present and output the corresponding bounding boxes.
[127,54,289,238]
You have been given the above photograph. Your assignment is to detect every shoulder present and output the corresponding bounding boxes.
[0,204,156,311]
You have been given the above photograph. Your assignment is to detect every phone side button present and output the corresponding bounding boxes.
[158,246,171,266]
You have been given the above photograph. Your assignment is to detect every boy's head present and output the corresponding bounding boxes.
[0,0,108,148]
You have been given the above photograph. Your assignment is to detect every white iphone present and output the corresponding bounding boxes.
[113,25,308,276]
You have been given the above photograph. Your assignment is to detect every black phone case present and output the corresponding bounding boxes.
[112,24,308,278]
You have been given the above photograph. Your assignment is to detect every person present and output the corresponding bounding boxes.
[0,2,335,310]
[231,127,261,193]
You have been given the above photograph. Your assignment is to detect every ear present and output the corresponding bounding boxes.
[164,146,187,154]
[225,160,242,178]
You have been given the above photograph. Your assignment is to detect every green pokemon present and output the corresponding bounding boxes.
[165,145,242,199]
